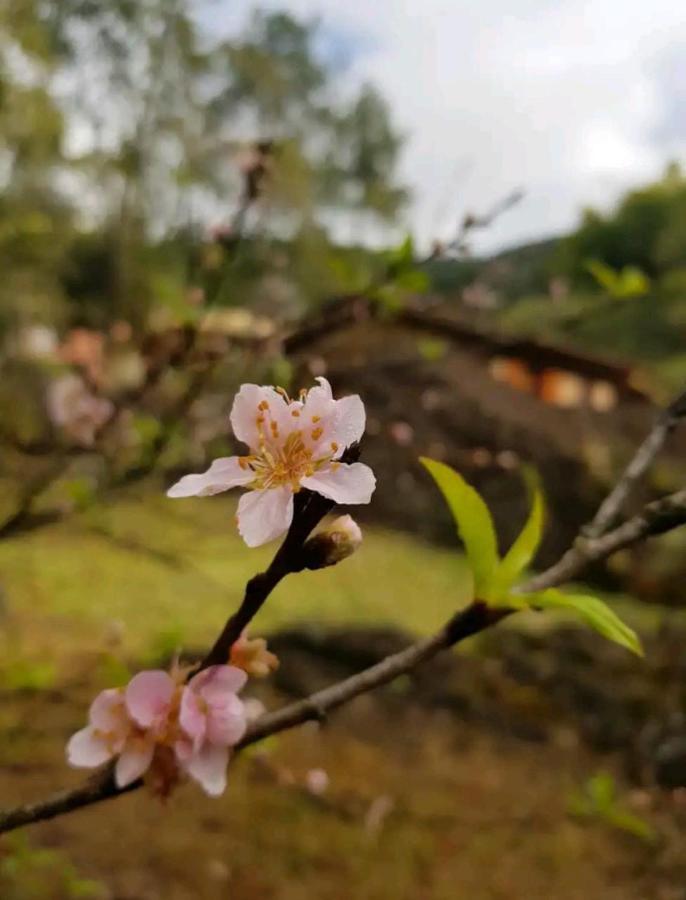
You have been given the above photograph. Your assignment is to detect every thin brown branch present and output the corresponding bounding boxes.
[524,488,686,593]
[0,455,71,539]
[584,385,686,539]
[240,602,506,746]
[199,489,335,670]
[0,772,137,835]
[3,480,685,835]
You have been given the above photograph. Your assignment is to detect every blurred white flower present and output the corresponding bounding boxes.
[242,697,267,722]
[15,325,58,360]
[46,374,114,447]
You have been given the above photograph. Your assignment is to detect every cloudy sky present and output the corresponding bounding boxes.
[214,1,686,253]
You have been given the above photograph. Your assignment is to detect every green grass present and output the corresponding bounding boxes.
[0,491,472,665]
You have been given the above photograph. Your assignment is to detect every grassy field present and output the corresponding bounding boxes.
[0,491,473,677]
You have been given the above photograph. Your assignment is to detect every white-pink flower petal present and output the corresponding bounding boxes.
[189,665,248,698]
[67,726,113,769]
[204,694,247,747]
[179,685,207,750]
[301,462,376,505]
[237,486,294,547]
[89,688,126,732]
[167,457,253,499]
[230,384,293,450]
[125,670,175,729]
[185,743,230,796]
[329,394,365,452]
[114,738,155,787]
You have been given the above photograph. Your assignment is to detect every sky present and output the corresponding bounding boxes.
[213,0,686,254]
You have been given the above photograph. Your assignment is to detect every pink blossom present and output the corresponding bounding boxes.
[167,378,376,547]
[66,670,175,788]
[176,666,248,796]
[67,672,173,788]
[68,666,249,798]
[46,374,113,446]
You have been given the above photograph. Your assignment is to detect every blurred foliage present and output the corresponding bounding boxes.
[418,163,686,392]
[0,1,407,334]
[584,260,650,299]
[2,657,56,691]
[557,162,686,283]
[569,772,657,845]
[0,834,106,899]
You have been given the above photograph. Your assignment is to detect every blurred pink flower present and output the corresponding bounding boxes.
[59,328,105,383]
[46,374,113,446]
[176,666,248,796]
[167,378,375,547]
[389,421,414,447]
[304,768,329,796]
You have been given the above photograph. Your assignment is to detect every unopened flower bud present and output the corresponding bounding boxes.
[230,632,279,678]
[302,515,363,570]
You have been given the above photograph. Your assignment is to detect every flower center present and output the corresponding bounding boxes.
[240,396,338,491]
[247,431,317,491]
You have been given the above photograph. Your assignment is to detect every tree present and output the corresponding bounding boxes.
[558,162,686,284]
[212,10,407,235]
[0,0,74,332]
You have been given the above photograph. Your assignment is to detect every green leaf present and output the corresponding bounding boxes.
[585,259,619,293]
[392,233,414,268]
[420,457,499,598]
[521,588,643,656]
[569,773,657,844]
[619,266,650,297]
[492,472,544,595]
[586,772,617,811]
[585,259,650,299]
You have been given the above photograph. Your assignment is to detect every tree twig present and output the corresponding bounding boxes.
[2,479,685,835]
[584,385,686,539]
[524,488,686,592]
[199,489,335,670]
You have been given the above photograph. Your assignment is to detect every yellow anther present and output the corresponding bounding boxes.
[291,409,300,417]
[311,427,323,441]
[312,415,321,423]
[330,442,339,452]
[258,400,269,411]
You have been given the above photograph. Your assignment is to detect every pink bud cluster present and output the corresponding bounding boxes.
[67,665,248,797]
